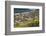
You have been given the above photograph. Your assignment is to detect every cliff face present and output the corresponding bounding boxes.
[14,8,39,22]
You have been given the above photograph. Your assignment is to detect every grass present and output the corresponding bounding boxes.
[14,18,39,28]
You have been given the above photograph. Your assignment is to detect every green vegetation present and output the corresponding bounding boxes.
[14,17,39,28]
